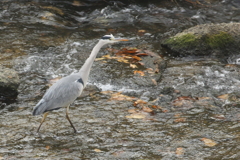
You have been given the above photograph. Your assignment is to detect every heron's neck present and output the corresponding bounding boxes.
[78,41,105,84]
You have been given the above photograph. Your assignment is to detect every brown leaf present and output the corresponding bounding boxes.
[41,6,64,16]
[151,79,157,85]
[174,96,196,101]
[138,62,145,66]
[210,114,225,120]
[130,64,138,68]
[72,1,83,6]
[112,150,125,156]
[45,146,50,150]
[117,57,129,63]
[142,106,153,113]
[131,55,142,61]
[201,138,217,147]
[152,105,160,109]
[176,147,184,155]
[135,53,148,56]
[126,113,146,119]
[94,149,103,152]
[138,30,146,33]
[110,92,136,101]
[134,70,145,76]
[143,50,157,57]
[174,117,186,123]
[128,109,138,113]
[134,99,147,106]
[218,94,229,100]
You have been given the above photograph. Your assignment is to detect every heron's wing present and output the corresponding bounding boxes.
[33,75,83,115]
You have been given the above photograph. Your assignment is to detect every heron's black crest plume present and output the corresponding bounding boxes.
[101,34,114,40]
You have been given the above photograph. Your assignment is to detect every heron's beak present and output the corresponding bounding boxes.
[114,38,129,41]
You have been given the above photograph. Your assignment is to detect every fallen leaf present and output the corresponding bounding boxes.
[72,1,82,6]
[142,106,153,113]
[174,96,196,101]
[112,150,125,156]
[130,64,138,68]
[138,30,146,33]
[41,6,64,15]
[101,90,113,95]
[176,147,184,155]
[134,70,145,76]
[128,108,138,113]
[174,113,182,118]
[131,55,141,61]
[201,138,217,147]
[197,97,211,100]
[126,113,146,119]
[138,62,145,66]
[152,105,160,109]
[218,94,229,100]
[174,117,186,123]
[134,99,147,106]
[94,149,103,152]
[210,114,225,120]
[162,109,168,113]
[117,57,129,63]
[45,146,50,150]
[143,50,157,57]
[135,53,148,56]
[110,92,136,101]
[95,57,106,61]
[151,79,157,85]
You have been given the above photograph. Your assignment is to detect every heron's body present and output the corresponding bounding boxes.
[32,34,128,133]
[33,74,84,115]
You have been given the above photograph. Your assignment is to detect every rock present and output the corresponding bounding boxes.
[161,23,240,61]
[0,65,20,100]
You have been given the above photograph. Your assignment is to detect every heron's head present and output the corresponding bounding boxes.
[100,34,128,44]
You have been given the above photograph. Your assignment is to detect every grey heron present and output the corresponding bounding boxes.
[32,34,128,133]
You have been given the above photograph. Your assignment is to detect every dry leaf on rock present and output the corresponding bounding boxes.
[126,112,146,119]
[130,64,138,68]
[134,99,147,106]
[174,117,186,123]
[110,92,136,101]
[94,149,103,152]
[218,94,229,100]
[45,146,50,150]
[201,138,217,147]
[176,147,184,155]
[142,106,153,113]
[134,70,145,76]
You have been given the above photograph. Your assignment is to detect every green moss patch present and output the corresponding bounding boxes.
[164,33,199,49]
[205,31,234,48]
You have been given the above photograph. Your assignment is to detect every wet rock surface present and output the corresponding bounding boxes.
[0,0,240,159]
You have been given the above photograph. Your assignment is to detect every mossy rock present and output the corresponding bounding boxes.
[162,23,240,57]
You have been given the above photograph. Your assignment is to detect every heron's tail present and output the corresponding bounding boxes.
[32,99,45,115]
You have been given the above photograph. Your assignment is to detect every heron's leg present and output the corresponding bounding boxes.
[66,105,77,133]
[37,112,48,132]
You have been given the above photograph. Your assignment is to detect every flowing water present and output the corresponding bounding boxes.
[0,0,240,159]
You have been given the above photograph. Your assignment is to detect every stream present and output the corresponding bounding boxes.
[0,0,240,159]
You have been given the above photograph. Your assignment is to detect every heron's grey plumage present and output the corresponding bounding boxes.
[32,34,128,132]
[33,74,84,115]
